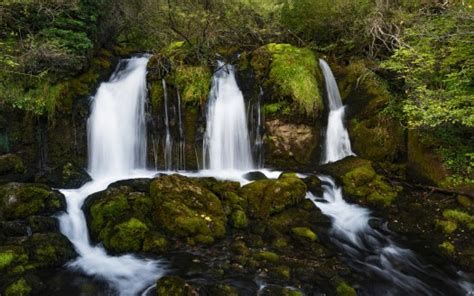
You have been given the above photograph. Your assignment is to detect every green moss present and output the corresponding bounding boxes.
[271,265,291,280]
[291,227,317,241]
[262,102,291,115]
[5,278,31,296]
[273,237,288,249]
[231,209,248,229]
[26,233,75,268]
[108,218,149,252]
[335,158,400,208]
[443,209,474,230]
[239,173,307,219]
[156,276,190,296]
[0,251,15,270]
[90,194,130,235]
[255,251,280,263]
[457,195,472,209]
[435,219,458,234]
[0,154,25,175]
[251,43,322,117]
[170,65,211,106]
[439,241,455,255]
[150,175,227,243]
[149,81,163,111]
[143,233,168,253]
[336,282,357,296]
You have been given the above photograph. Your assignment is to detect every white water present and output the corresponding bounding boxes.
[312,60,469,295]
[162,79,172,170]
[319,59,354,164]
[203,62,254,171]
[59,57,165,296]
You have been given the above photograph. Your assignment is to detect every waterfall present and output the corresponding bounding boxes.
[309,60,468,295]
[162,79,172,170]
[59,56,165,296]
[176,89,185,170]
[203,62,254,171]
[319,59,354,164]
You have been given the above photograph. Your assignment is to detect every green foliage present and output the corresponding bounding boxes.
[382,9,474,128]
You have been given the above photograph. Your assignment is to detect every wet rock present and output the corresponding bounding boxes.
[239,173,306,219]
[291,227,317,241]
[155,276,195,296]
[35,162,91,189]
[260,285,303,296]
[150,174,227,244]
[303,175,323,196]
[321,157,400,208]
[0,154,25,179]
[243,171,268,181]
[0,183,66,220]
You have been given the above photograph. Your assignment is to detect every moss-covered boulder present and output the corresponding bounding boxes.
[239,173,306,219]
[0,154,25,177]
[321,157,401,208]
[150,174,227,244]
[0,183,66,220]
[251,43,323,118]
[35,162,91,189]
[155,276,194,296]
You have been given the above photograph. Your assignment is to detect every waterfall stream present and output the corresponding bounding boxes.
[58,56,165,296]
[319,59,355,164]
[203,62,254,171]
[311,59,469,295]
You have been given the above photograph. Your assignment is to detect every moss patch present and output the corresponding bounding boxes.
[239,173,307,219]
[108,218,149,252]
[169,65,211,107]
[336,282,357,296]
[291,227,317,241]
[251,43,322,117]
[5,277,31,296]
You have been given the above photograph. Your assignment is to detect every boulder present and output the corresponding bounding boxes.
[35,162,91,189]
[321,157,401,208]
[239,173,307,219]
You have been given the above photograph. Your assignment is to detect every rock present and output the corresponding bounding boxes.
[255,251,280,263]
[291,227,317,241]
[0,154,25,177]
[150,174,227,244]
[321,157,400,208]
[303,175,323,196]
[0,183,66,220]
[264,119,319,168]
[155,276,194,296]
[239,173,307,219]
[4,277,31,296]
[230,209,248,229]
[251,43,323,118]
[243,171,268,181]
[204,283,239,296]
[24,233,76,269]
[336,282,357,296]
[35,162,91,189]
[260,285,303,296]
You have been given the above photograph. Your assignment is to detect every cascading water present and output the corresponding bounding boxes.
[162,79,173,170]
[59,56,165,296]
[310,60,470,295]
[203,62,253,171]
[319,59,354,164]
[176,89,185,170]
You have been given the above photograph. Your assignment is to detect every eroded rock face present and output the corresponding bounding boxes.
[0,183,76,295]
[264,119,319,169]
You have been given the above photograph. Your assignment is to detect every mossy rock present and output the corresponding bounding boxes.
[35,162,91,189]
[230,209,248,229]
[407,130,450,187]
[150,174,227,243]
[204,283,239,296]
[4,277,32,296]
[336,282,357,296]
[239,173,307,219]
[24,233,76,269]
[291,227,317,241]
[321,157,400,208]
[0,183,66,220]
[350,115,405,163]
[260,285,303,296]
[0,154,25,176]
[107,218,149,252]
[156,276,193,296]
[255,251,280,263]
[168,65,211,107]
[251,43,323,118]
[0,246,28,275]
